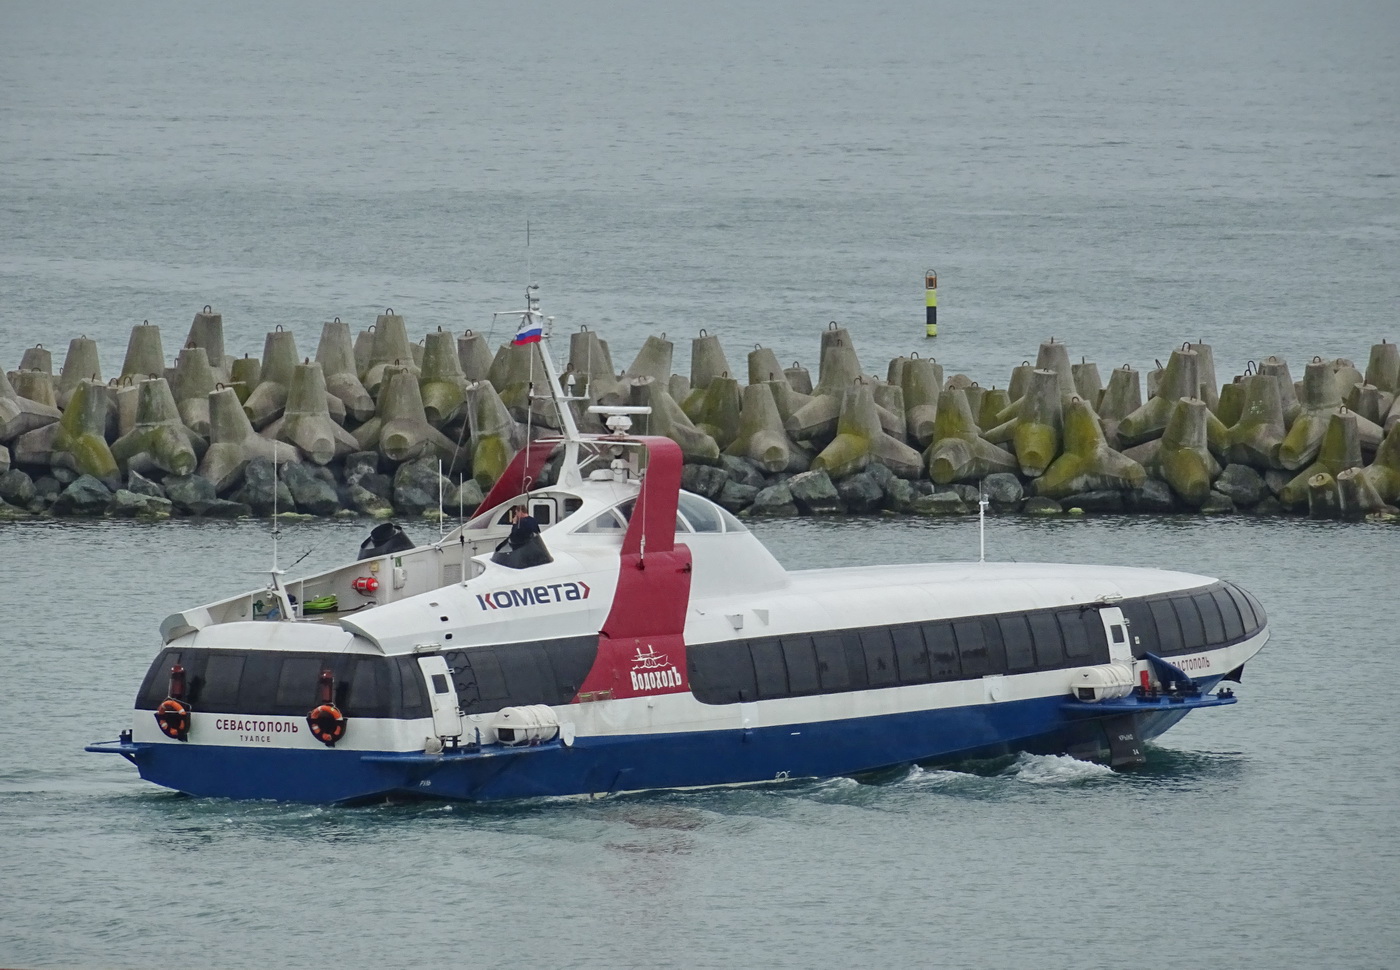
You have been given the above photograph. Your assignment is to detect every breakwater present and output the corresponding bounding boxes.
[3,309,1399,522]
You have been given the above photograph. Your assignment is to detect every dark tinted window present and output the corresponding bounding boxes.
[893,625,930,684]
[924,622,960,681]
[397,657,427,715]
[276,657,322,708]
[1149,599,1182,653]
[498,642,554,704]
[1213,587,1245,641]
[750,638,788,699]
[348,657,390,717]
[1195,592,1226,645]
[953,619,990,677]
[1243,589,1267,631]
[1119,599,1156,656]
[688,640,756,704]
[1172,597,1207,651]
[813,633,849,692]
[1028,612,1064,668]
[782,636,821,695]
[999,615,1035,671]
[980,616,1008,674]
[200,654,245,709]
[860,628,898,687]
[1058,611,1092,660]
[841,631,870,690]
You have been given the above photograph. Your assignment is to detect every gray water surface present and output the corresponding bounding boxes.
[2,1,1398,967]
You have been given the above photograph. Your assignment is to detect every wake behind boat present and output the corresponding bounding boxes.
[88,292,1268,803]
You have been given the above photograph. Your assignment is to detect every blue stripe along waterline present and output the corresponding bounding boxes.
[126,685,1230,803]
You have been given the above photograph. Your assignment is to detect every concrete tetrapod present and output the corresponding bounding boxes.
[315,319,376,422]
[1306,473,1341,519]
[362,310,419,395]
[628,378,721,466]
[229,355,260,405]
[119,322,166,381]
[243,329,301,430]
[0,367,62,442]
[170,346,218,438]
[1186,342,1220,411]
[786,337,899,443]
[1345,383,1388,427]
[199,387,300,493]
[458,330,496,384]
[1277,359,1384,469]
[812,384,922,481]
[924,387,1018,485]
[1256,356,1300,425]
[10,370,56,408]
[1358,421,1400,504]
[488,341,563,430]
[1279,410,1363,508]
[784,362,813,395]
[18,345,51,374]
[110,377,206,478]
[689,332,732,393]
[1336,466,1393,519]
[984,368,1063,478]
[1116,349,1201,447]
[872,383,907,443]
[1224,373,1287,469]
[1072,359,1103,408]
[466,379,527,490]
[1331,359,1363,402]
[419,330,470,427]
[622,334,673,383]
[897,356,944,447]
[693,376,743,451]
[186,306,231,382]
[1035,396,1146,500]
[977,388,1010,434]
[1098,366,1142,446]
[1361,340,1398,397]
[355,367,458,466]
[264,362,359,465]
[1154,398,1220,508]
[48,380,121,487]
[567,328,623,405]
[56,336,103,409]
[1034,339,1080,405]
[747,345,787,388]
[765,379,812,426]
[723,382,797,473]
[1215,379,1246,430]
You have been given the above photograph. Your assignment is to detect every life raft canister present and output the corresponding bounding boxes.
[306,704,347,747]
[155,698,191,741]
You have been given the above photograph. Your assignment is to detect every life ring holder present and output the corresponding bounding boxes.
[306,704,347,747]
[155,698,191,742]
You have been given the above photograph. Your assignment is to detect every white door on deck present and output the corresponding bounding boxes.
[1099,607,1133,665]
[417,655,463,740]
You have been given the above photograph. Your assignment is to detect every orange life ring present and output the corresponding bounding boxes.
[306,704,347,747]
[155,698,190,741]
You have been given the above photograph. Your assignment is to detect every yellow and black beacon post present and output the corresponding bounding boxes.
[924,269,938,337]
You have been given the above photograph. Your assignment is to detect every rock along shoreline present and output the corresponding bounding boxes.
[3,310,1399,524]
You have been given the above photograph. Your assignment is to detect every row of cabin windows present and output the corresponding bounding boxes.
[1120,582,1265,659]
[688,607,1112,705]
[136,650,428,719]
[687,581,1265,706]
[135,635,601,720]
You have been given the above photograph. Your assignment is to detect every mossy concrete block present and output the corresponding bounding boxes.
[1216,380,1246,429]
[837,471,884,513]
[419,329,469,426]
[1036,396,1145,499]
[689,332,732,391]
[0,444,9,476]
[749,483,798,517]
[681,463,729,499]
[1306,472,1341,519]
[231,459,295,515]
[787,469,842,514]
[119,322,166,381]
[243,330,300,429]
[622,335,674,383]
[914,491,967,515]
[1225,373,1286,469]
[186,307,228,379]
[1214,463,1267,507]
[1363,341,1399,395]
[111,378,204,478]
[0,468,35,506]
[982,472,1024,507]
[349,484,395,517]
[52,475,112,516]
[363,310,418,394]
[459,330,498,385]
[747,346,786,387]
[631,378,722,466]
[1125,479,1177,513]
[1060,490,1125,513]
[316,318,376,422]
[1,367,63,443]
[1022,496,1063,515]
[282,461,342,516]
[717,480,760,513]
[266,362,359,465]
[57,336,103,409]
[784,363,812,395]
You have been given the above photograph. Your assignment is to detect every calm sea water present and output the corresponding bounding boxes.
[2,2,1398,968]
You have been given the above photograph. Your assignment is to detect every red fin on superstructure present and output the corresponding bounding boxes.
[575,436,693,700]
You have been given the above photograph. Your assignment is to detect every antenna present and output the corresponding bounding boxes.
[978,482,989,563]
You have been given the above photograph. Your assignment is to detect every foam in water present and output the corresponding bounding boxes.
[1003,752,1116,785]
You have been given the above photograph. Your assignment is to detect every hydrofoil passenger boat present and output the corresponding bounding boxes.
[88,293,1268,803]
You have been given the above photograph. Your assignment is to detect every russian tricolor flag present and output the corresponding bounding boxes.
[513,315,543,345]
